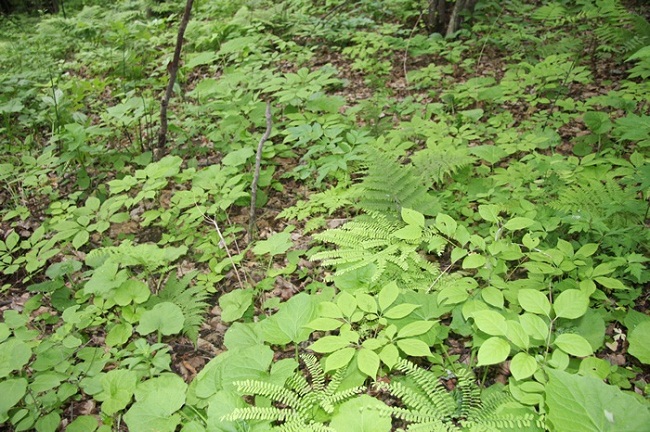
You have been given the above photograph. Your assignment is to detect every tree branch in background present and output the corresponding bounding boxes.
[156,0,194,160]
[249,101,273,239]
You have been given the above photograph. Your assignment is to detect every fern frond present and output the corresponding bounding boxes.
[234,380,302,408]
[223,406,296,422]
[411,145,475,185]
[152,272,209,345]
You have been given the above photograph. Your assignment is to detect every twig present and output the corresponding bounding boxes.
[156,0,194,160]
[248,101,273,238]
[201,210,246,290]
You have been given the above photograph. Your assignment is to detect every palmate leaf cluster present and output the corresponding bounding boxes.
[222,354,365,431]
[386,360,544,432]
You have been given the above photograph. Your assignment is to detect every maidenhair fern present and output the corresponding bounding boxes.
[385,360,544,432]
[222,354,365,431]
[410,145,475,186]
[311,210,441,288]
[145,271,209,345]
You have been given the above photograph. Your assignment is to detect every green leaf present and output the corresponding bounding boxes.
[310,336,351,353]
[554,289,589,319]
[397,321,435,338]
[305,317,343,331]
[123,401,181,432]
[114,279,150,306]
[594,277,627,290]
[356,293,378,314]
[554,333,593,357]
[505,320,530,350]
[96,369,138,415]
[66,416,99,432]
[383,303,420,319]
[462,253,486,269]
[546,369,650,432]
[470,145,508,165]
[0,378,27,423]
[519,313,549,341]
[518,289,551,316]
[392,224,422,240]
[504,217,536,230]
[576,243,598,258]
[481,286,504,309]
[36,411,60,432]
[378,281,399,311]
[72,230,90,249]
[261,293,320,345]
[379,344,400,369]
[357,348,380,377]
[472,310,507,336]
[478,204,501,223]
[396,338,431,357]
[435,213,457,237]
[337,291,358,318]
[325,347,356,372]
[252,231,293,257]
[510,352,538,381]
[136,302,185,336]
[330,395,392,432]
[0,338,32,378]
[106,323,133,347]
[476,337,510,366]
[628,321,650,364]
[401,207,425,227]
[221,147,255,167]
[219,289,254,323]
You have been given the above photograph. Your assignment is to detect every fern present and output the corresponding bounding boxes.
[145,271,209,345]
[356,148,432,217]
[410,145,475,186]
[387,360,544,432]
[311,211,440,288]
[222,354,364,431]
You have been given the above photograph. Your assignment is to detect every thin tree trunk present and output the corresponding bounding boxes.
[156,0,193,160]
[248,102,273,239]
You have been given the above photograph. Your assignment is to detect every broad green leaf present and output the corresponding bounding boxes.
[576,243,598,258]
[518,289,551,316]
[330,395,391,432]
[594,277,626,290]
[383,303,420,319]
[472,310,507,336]
[114,279,150,306]
[628,321,650,364]
[470,145,508,165]
[476,337,510,366]
[519,313,549,341]
[504,217,536,230]
[462,253,486,269]
[478,204,501,223]
[0,378,27,423]
[401,207,425,227]
[36,412,60,432]
[124,402,181,432]
[378,281,399,311]
[554,333,593,357]
[219,289,254,323]
[261,293,320,345]
[105,323,133,347]
[546,369,650,432]
[554,289,589,319]
[66,416,99,432]
[223,322,264,350]
[325,347,356,372]
[392,224,422,240]
[96,369,138,415]
[252,231,293,257]
[357,348,380,377]
[510,353,538,381]
[379,344,400,369]
[397,321,435,338]
[136,302,184,336]
[337,291,358,318]
[481,286,504,309]
[305,317,343,331]
[310,336,351,353]
[505,320,530,350]
[356,293,377,314]
[435,213,457,237]
[396,338,431,357]
[0,338,32,378]
[72,230,90,249]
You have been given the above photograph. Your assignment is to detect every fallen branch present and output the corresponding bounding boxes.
[248,101,273,238]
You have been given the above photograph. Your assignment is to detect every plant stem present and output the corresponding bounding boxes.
[156,0,194,160]
[249,101,273,239]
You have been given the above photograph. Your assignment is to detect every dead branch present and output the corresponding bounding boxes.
[248,101,273,239]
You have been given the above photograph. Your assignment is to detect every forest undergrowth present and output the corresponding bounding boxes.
[0,0,649,431]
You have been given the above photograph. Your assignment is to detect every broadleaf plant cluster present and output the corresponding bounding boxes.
[0,0,649,431]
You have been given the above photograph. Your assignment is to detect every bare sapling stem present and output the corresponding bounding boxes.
[248,101,273,238]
